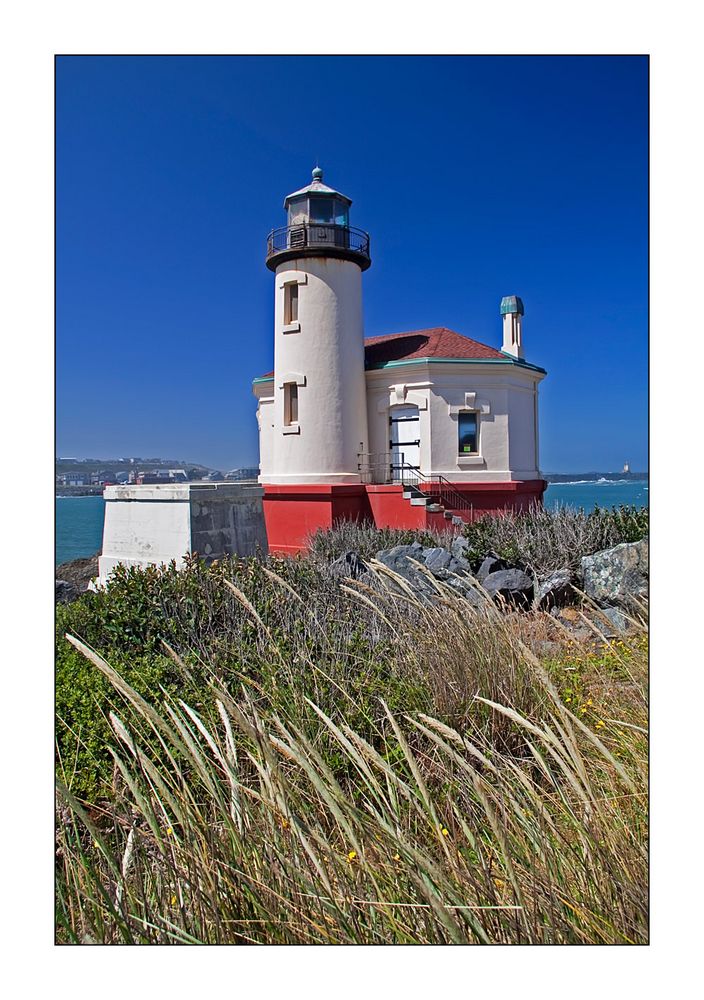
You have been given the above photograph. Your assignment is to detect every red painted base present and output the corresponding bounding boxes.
[262,480,547,555]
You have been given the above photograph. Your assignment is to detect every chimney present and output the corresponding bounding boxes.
[500,295,525,359]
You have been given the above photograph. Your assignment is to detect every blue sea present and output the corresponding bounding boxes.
[56,479,648,567]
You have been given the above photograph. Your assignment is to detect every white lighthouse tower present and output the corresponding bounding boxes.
[254,168,374,552]
[263,167,371,486]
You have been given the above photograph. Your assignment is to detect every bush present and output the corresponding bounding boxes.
[461,504,648,575]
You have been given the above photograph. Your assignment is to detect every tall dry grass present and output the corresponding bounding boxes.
[56,566,648,944]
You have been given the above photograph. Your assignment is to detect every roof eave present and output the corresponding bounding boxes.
[365,356,547,375]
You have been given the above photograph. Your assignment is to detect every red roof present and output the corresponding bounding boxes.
[364,327,506,366]
[254,327,508,381]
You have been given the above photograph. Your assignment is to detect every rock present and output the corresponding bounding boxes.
[581,539,648,605]
[330,550,368,580]
[375,542,423,574]
[375,544,435,595]
[537,569,575,610]
[477,554,508,582]
[421,547,453,579]
[481,568,534,608]
[594,605,630,635]
[56,579,79,604]
[446,577,485,607]
[451,535,470,561]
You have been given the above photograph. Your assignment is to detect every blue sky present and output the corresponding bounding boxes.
[56,55,647,472]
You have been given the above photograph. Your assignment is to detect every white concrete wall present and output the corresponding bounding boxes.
[264,257,369,484]
[98,483,267,584]
[365,363,543,483]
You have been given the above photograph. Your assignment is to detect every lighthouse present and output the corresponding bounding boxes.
[256,168,375,552]
[254,169,548,555]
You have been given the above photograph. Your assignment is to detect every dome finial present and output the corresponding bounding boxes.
[312,165,323,181]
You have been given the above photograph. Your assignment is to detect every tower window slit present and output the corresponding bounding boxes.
[284,283,299,325]
[284,383,299,426]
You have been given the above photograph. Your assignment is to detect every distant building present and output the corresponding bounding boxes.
[622,462,630,474]
[226,467,259,481]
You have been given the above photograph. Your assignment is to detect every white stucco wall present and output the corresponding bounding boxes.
[97,483,268,584]
[365,362,544,483]
[254,388,275,480]
[262,257,369,484]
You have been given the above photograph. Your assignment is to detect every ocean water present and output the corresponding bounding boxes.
[544,479,648,512]
[55,479,648,567]
[56,495,105,566]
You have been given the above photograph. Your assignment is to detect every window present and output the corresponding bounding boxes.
[284,282,298,325]
[458,411,478,454]
[308,198,335,223]
[284,382,299,426]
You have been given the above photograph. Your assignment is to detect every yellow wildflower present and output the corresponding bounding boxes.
[347,850,357,861]
[494,878,505,889]
[171,895,178,906]
[441,827,449,837]
[166,827,173,835]
[595,720,605,729]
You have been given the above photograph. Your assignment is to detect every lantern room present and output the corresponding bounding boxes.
[266,167,371,271]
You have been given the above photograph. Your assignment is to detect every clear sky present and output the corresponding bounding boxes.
[56,55,647,473]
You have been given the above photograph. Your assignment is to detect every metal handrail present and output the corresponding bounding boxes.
[267,223,370,259]
[398,463,475,513]
[357,450,391,484]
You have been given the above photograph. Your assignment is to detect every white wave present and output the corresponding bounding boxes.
[547,479,644,487]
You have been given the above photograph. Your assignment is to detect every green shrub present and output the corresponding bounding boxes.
[461,504,648,575]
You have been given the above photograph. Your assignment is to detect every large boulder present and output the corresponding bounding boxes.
[536,569,576,610]
[481,568,534,608]
[581,539,648,605]
[477,554,509,582]
[329,550,368,580]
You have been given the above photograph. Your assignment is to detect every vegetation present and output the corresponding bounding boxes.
[56,536,648,944]
[460,504,648,575]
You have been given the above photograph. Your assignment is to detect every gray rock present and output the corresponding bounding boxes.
[421,547,453,578]
[447,577,485,607]
[595,605,630,635]
[537,569,575,610]
[56,579,79,604]
[477,555,507,582]
[481,568,534,608]
[451,535,470,561]
[330,550,368,580]
[375,544,434,595]
[581,539,648,605]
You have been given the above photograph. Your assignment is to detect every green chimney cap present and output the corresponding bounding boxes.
[500,295,524,316]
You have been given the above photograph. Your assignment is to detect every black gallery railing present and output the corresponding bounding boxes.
[266,223,371,260]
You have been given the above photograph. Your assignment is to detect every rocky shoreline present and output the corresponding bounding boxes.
[55,554,99,603]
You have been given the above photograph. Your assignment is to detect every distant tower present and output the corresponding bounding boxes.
[263,167,371,485]
[501,295,525,359]
[622,461,630,474]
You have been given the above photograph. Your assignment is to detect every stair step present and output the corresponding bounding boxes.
[410,497,428,506]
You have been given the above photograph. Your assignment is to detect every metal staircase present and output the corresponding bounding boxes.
[399,464,474,524]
